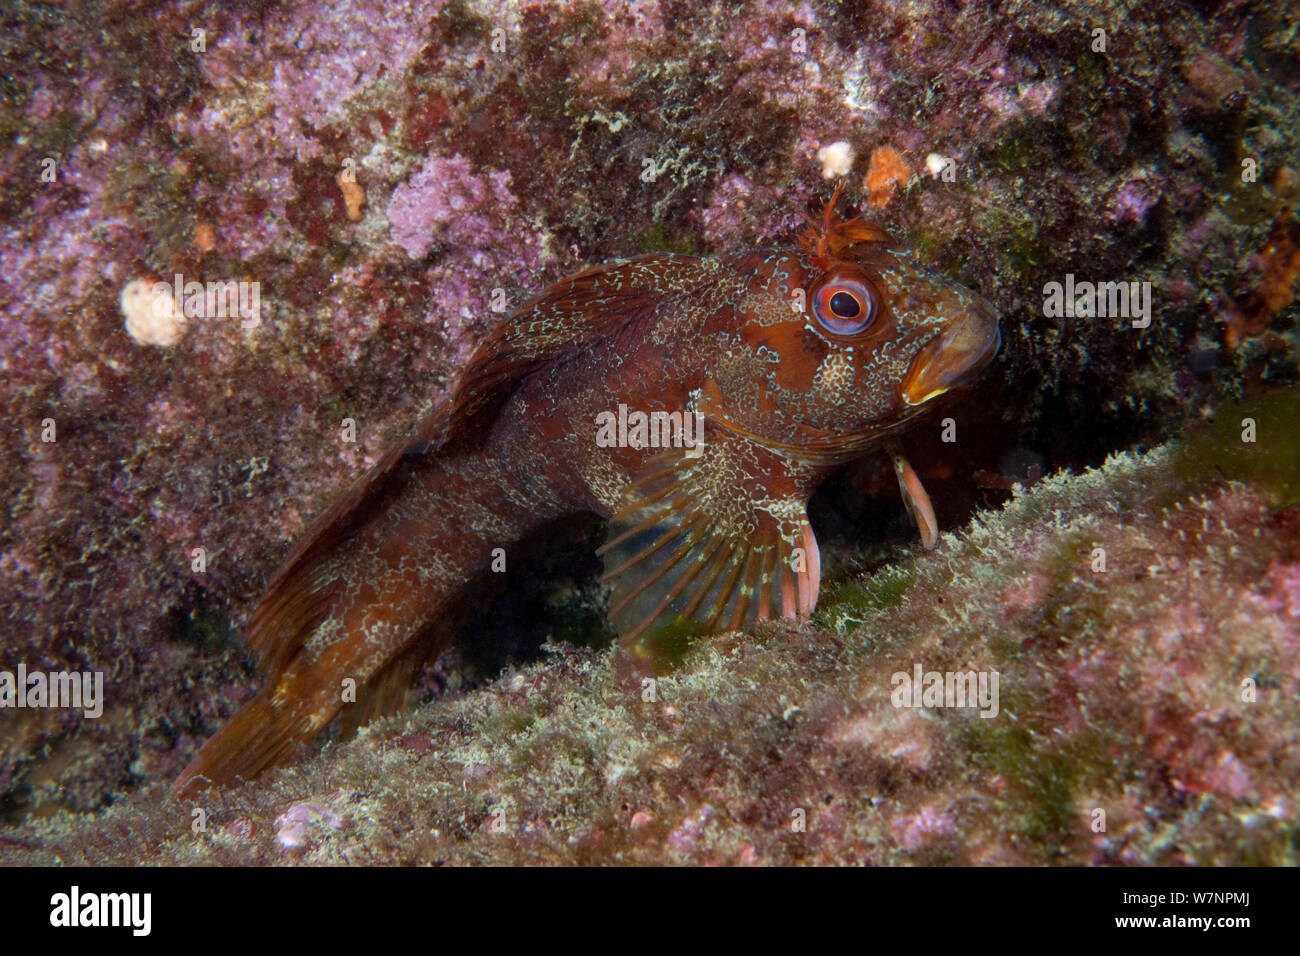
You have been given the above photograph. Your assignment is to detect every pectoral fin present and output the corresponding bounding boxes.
[596,433,822,651]
[890,445,938,549]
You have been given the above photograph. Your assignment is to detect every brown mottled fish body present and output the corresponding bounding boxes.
[174,196,1000,796]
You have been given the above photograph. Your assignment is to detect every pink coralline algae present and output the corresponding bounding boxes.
[275,800,344,850]
[387,154,520,261]
[1107,170,1165,227]
[892,804,958,851]
[175,0,448,262]
[385,153,546,365]
[667,805,717,853]
[699,172,800,244]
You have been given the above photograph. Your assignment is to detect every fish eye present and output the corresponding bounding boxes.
[809,271,880,336]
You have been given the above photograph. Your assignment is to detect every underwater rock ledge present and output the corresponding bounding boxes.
[4,437,1296,866]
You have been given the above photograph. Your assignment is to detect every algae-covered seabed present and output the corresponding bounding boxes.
[1,0,1298,863]
[6,433,1300,865]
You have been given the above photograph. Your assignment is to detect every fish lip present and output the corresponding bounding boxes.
[901,304,1001,407]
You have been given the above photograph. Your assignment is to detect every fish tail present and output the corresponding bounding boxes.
[172,395,571,797]
[172,431,552,796]
[172,535,444,798]
[172,684,306,798]
[172,535,354,797]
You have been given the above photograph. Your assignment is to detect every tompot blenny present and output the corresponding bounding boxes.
[174,188,1000,796]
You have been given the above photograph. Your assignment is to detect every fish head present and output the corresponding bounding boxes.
[704,208,1001,465]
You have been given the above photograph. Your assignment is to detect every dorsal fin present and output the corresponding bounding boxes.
[443,253,709,438]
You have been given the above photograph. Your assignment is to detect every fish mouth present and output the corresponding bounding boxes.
[901,303,1001,406]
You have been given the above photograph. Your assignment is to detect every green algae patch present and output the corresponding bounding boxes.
[625,614,713,673]
[816,565,917,632]
[1174,391,1300,506]
[480,700,545,740]
[963,705,1124,862]
[437,0,491,44]
[635,222,699,255]
[988,121,1038,173]
[960,690,1076,845]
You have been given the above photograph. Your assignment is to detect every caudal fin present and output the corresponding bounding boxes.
[172,429,442,799]
[172,600,443,799]
[172,685,309,799]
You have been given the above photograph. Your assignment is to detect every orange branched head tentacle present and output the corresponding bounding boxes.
[798,179,894,269]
